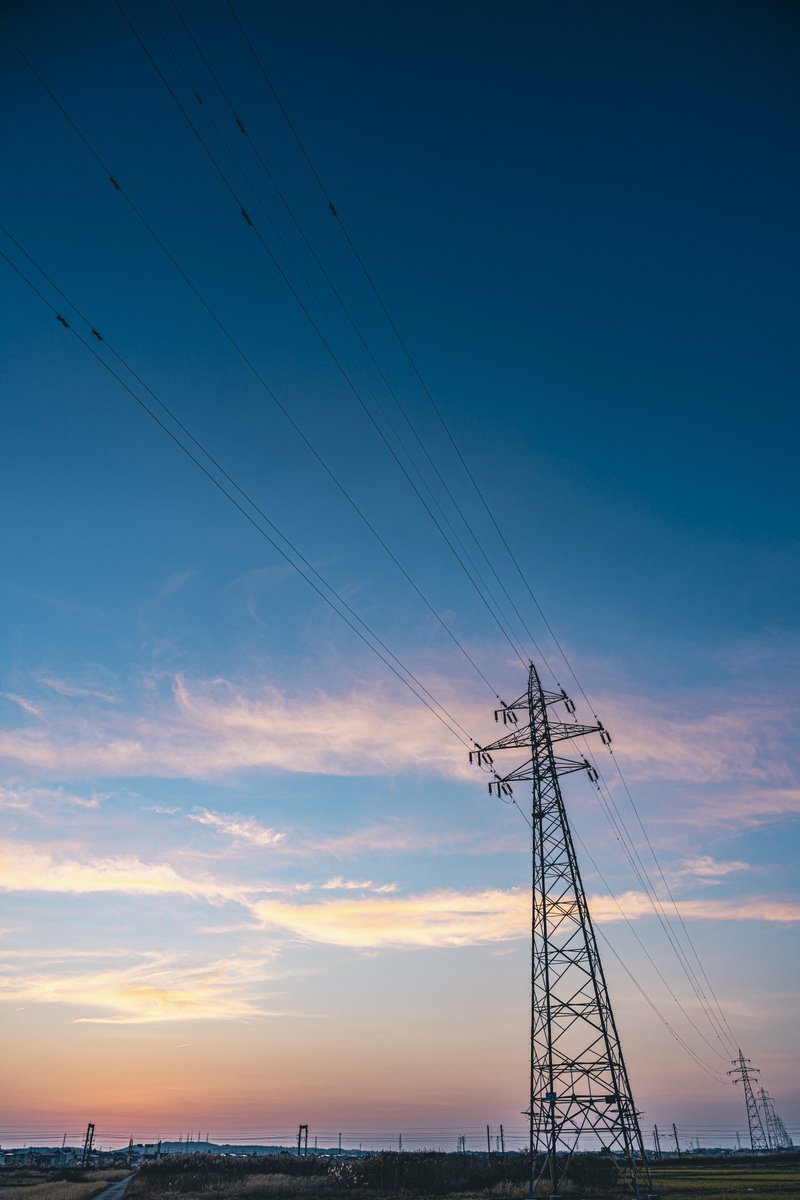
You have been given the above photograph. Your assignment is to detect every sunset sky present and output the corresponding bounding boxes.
[1,0,798,1150]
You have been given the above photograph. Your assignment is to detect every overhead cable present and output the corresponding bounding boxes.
[0,239,475,752]
[115,0,531,672]
[1,19,503,700]
[223,2,739,1051]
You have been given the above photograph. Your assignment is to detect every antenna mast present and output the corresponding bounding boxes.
[473,663,655,1198]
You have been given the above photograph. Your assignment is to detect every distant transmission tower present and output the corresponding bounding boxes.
[473,664,656,1198]
[81,1123,95,1166]
[728,1051,767,1150]
[758,1087,792,1150]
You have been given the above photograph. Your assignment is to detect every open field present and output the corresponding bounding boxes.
[123,1151,800,1200]
[0,1169,130,1200]
[649,1155,800,1199]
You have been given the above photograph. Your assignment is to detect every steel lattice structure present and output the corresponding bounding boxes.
[472,664,655,1198]
[758,1087,792,1150]
[728,1051,768,1151]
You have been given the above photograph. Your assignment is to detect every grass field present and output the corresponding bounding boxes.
[648,1155,800,1199]
[123,1150,800,1200]
[0,1168,130,1200]
[3,1154,800,1200]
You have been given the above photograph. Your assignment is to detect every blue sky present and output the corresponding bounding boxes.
[1,0,798,1150]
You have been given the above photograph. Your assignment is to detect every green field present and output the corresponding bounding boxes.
[648,1155,800,1199]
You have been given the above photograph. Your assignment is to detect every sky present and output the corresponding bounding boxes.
[1,0,799,1152]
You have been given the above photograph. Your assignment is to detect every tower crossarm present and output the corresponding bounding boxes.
[487,756,597,795]
[474,720,601,759]
[491,687,578,724]
[548,720,603,743]
[476,726,536,754]
[484,753,597,792]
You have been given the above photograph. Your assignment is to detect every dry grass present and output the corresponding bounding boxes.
[0,1170,130,1200]
[125,1152,800,1200]
[204,1176,330,1198]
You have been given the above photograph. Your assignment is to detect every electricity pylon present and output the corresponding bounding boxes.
[728,1051,767,1150]
[81,1123,95,1167]
[472,663,655,1198]
[758,1087,792,1150]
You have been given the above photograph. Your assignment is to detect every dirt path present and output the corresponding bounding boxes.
[90,1176,134,1200]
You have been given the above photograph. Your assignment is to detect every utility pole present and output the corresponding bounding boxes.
[728,1051,768,1151]
[672,1125,681,1158]
[297,1125,308,1157]
[653,1127,661,1159]
[473,665,656,1200]
[735,1132,741,1151]
[81,1124,95,1168]
[398,1133,402,1153]
[500,1124,505,1154]
[486,1125,491,1156]
[128,1137,133,1166]
[338,1132,342,1152]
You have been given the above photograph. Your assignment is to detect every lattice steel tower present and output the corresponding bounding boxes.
[728,1051,768,1151]
[472,664,655,1198]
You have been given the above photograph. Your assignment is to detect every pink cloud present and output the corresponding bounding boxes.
[187,808,286,847]
[0,674,482,782]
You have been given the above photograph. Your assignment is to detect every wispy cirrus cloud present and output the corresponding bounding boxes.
[1,836,798,930]
[251,888,530,948]
[0,673,478,781]
[37,676,116,703]
[159,570,197,599]
[0,946,282,1024]
[677,787,800,828]
[0,666,795,822]
[0,840,251,906]
[187,808,286,848]
[589,889,800,924]
[677,855,758,882]
[597,694,788,786]
[1,692,43,718]
[250,886,800,949]
[295,877,398,894]
[0,785,103,812]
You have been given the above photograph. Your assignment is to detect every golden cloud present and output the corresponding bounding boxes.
[0,947,281,1024]
[0,840,248,905]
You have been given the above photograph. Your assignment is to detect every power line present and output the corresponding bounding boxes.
[115,0,531,672]
[171,0,556,677]
[221,0,740,1056]
[571,827,729,1072]
[498,736,730,1088]
[580,755,735,1055]
[0,19,503,701]
[6,7,738,1059]
[150,0,541,676]
[595,928,730,1084]
[0,239,478,752]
